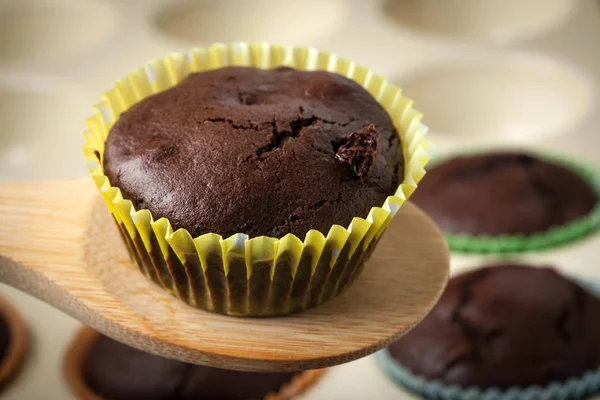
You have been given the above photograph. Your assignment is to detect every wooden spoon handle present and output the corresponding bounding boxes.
[0,179,161,356]
[0,179,450,371]
[0,179,138,330]
[0,179,94,282]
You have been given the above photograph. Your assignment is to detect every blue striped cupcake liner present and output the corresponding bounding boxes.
[375,276,600,400]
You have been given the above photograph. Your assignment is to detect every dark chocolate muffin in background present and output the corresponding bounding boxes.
[0,295,27,393]
[411,152,597,236]
[103,66,403,239]
[0,314,9,365]
[386,264,600,390]
[66,328,324,400]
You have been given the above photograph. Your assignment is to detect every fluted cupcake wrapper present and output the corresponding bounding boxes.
[375,277,600,400]
[433,151,600,254]
[82,42,429,316]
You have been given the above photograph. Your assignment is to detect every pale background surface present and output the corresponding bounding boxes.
[0,0,599,398]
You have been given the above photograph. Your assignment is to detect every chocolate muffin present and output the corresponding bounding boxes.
[67,328,324,400]
[0,295,27,392]
[410,152,597,236]
[0,314,8,366]
[387,264,600,389]
[103,66,403,239]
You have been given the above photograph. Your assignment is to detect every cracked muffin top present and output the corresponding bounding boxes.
[388,264,600,389]
[103,66,403,238]
[410,152,597,236]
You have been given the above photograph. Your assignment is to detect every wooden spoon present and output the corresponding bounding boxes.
[0,178,448,372]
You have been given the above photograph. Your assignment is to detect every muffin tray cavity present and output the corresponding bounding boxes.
[0,0,599,398]
[0,74,92,181]
[155,0,346,46]
[382,0,576,42]
[0,0,117,67]
[396,53,593,145]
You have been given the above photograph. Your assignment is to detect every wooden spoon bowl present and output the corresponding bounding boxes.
[0,179,448,371]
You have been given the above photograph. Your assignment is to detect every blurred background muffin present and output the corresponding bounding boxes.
[0,294,27,395]
[65,328,324,400]
[411,151,600,253]
[377,263,600,399]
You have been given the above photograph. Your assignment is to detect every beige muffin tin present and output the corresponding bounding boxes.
[0,0,599,398]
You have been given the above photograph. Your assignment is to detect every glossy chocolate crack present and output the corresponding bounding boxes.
[236,116,359,168]
[256,117,320,161]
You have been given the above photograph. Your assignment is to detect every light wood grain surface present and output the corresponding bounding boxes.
[0,178,448,372]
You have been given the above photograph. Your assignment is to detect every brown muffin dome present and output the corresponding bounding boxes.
[0,297,27,394]
[410,152,597,236]
[0,314,9,365]
[103,66,403,239]
[388,264,600,389]
[83,334,309,400]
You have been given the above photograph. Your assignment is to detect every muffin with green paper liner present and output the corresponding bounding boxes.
[83,43,428,317]
[410,151,600,253]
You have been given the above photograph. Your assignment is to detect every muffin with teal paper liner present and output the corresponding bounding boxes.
[410,151,600,253]
[83,43,429,317]
[376,263,600,400]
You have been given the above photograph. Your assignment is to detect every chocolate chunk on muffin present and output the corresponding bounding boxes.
[388,264,600,389]
[334,124,379,181]
[410,152,597,236]
[103,66,403,238]
[67,328,323,400]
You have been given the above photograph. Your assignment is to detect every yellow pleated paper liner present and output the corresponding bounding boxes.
[83,43,429,316]
[430,151,600,254]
